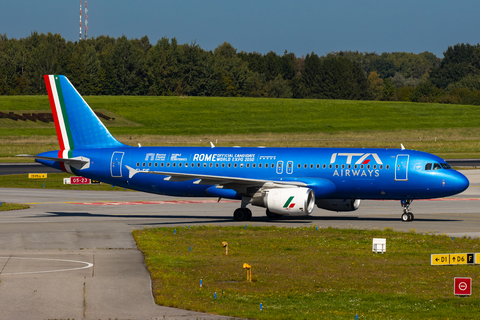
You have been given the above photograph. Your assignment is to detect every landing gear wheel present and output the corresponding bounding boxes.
[408,212,414,221]
[266,209,282,219]
[401,213,410,222]
[233,208,252,221]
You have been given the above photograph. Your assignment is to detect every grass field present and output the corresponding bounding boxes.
[0,202,29,211]
[133,226,480,320]
[0,96,479,159]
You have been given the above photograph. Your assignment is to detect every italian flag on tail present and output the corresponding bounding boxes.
[44,75,75,173]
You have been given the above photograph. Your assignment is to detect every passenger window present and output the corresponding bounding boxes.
[259,164,263,168]
[142,162,146,167]
[172,163,176,167]
[322,164,326,169]
[166,163,170,167]
[297,164,301,169]
[209,163,213,167]
[148,163,152,167]
[329,164,332,169]
[252,164,256,168]
[136,162,140,167]
[386,165,390,169]
[271,163,275,168]
[228,163,231,168]
[354,165,358,169]
[316,164,320,169]
[161,163,164,167]
[246,164,249,168]
[433,163,442,170]
[348,164,351,169]
[234,164,238,168]
[335,164,339,169]
[341,164,345,169]
[441,163,452,169]
[191,163,194,167]
[154,163,158,167]
[379,165,383,169]
[222,163,225,168]
[203,163,207,167]
[304,164,307,169]
[179,163,182,167]
[425,163,432,170]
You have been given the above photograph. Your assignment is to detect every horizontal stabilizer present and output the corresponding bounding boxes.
[17,154,90,170]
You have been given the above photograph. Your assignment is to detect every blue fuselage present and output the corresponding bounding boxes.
[37,146,469,201]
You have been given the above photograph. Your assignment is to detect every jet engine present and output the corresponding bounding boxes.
[316,199,361,212]
[252,187,315,216]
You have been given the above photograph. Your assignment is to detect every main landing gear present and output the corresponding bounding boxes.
[233,197,252,221]
[401,199,414,222]
[233,208,252,221]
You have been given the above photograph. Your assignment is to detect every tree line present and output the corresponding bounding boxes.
[1,32,480,105]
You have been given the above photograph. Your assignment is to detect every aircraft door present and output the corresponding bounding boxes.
[286,161,293,174]
[111,151,124,178]
[276,161,284,174]
[395,154,409,181]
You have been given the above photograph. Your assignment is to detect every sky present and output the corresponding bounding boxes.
[1,0,480,58]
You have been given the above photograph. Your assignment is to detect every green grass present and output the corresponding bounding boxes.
[0,202,29,211]
[133,226,480,320]
[0,173,134,191]
[0,95,480,158]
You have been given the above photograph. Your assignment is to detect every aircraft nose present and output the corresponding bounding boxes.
[449,171,470,193]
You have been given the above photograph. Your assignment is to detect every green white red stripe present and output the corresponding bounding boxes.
[44,75,74,173]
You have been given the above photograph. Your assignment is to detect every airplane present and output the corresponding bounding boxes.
[25,75,470,222]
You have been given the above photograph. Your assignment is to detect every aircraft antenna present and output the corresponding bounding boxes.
[79,0,82,41]
[84,1,88,40]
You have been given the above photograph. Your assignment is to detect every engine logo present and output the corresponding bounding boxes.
[283,196,296,210]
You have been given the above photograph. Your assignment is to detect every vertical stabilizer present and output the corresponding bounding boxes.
[44,75,125,151]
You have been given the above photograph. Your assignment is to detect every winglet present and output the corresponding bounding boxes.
[210,142,215,148]
[401,143,405,150]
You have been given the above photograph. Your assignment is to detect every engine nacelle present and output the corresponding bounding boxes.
[316,199,361,212]
[262,187,315,216]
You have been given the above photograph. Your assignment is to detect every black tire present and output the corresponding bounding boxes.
[234,208,252,221]
[266,209,282,219]
[408,212,414,221]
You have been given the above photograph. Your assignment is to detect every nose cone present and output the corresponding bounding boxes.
[449,171,470,194]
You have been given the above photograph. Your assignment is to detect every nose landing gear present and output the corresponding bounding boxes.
[401,199,414,222]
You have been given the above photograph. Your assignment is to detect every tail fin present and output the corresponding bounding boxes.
[44,75,125,150]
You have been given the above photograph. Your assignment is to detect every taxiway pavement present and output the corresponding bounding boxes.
[0,170,479,319]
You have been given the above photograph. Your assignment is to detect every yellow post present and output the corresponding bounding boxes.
[222,241,228,255]
[243,263,251,282]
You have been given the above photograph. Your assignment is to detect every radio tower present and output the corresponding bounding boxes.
[84,1,88,40]
[79,0,82,41]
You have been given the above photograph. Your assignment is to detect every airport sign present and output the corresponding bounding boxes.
[454,277,472,296]
[28,173,47,179]
[431,253,475,266]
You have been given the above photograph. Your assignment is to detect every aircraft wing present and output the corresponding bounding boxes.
[125,165,307,187]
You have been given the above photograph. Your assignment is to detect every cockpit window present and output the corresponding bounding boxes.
[441,163,452,169]
[425,163,432,170]
[432,163,442,170]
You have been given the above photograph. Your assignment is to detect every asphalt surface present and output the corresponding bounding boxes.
[0,169,479,319]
